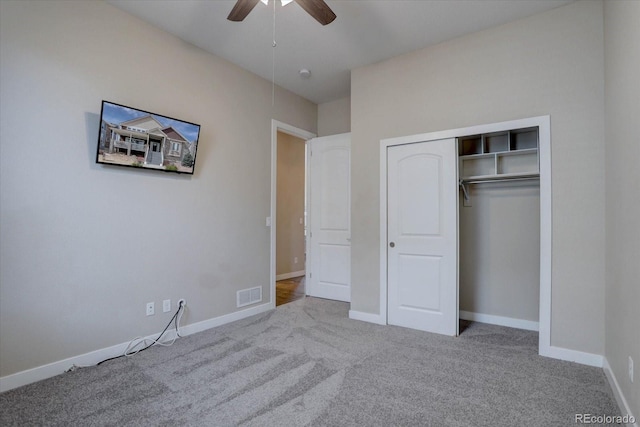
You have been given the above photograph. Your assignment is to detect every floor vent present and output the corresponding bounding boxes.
[237,286,262,308]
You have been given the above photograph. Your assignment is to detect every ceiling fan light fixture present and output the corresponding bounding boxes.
[260,0,294,5]
[228,0,336,25]
[299,68,311,79]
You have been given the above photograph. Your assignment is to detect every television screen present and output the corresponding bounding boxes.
[96,101,200,175]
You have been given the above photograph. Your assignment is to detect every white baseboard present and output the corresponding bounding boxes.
[349,310,386,325]
[0,340,135,393]
[459,311,606,368]
[179,301,272,337]
[603,358,639,427]
[349,310,606,370]
[538,345,604,367]
[275,270,305,281]
[459,310,539,331]
[0,302,273,393]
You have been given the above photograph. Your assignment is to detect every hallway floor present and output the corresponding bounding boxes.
[275,275,305,306]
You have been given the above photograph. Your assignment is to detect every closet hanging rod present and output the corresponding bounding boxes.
[461,175,540,185]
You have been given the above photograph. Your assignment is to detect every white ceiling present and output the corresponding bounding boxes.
[108,0,573,104]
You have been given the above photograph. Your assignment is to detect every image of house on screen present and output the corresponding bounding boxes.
[98,102,200,174]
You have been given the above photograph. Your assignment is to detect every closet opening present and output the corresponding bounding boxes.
[457,127,541,342]
[380,116,551,357]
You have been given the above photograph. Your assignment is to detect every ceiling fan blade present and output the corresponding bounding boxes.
[294,0,336,26]
[227,0,261,22]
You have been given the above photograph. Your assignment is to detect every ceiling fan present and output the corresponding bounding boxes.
[227,0,336,26]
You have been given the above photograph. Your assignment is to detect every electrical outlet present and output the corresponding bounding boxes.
[146,302,155,316]
[294,256,298,264]
[163,299,171,313]
[629,356,634,383]
[177,298,186,309]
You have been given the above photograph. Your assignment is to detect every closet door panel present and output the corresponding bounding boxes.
[387,139,458,336]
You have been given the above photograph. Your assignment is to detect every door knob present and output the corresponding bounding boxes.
[389,242,395,248]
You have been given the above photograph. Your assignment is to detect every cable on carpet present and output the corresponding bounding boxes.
[95,300,186,366]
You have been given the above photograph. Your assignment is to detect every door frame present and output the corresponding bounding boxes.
[379,116,552,357]
[269,120,316,309]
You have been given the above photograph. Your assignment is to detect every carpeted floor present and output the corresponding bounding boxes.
[0,297,620,426]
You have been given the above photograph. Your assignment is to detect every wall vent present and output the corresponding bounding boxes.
[237,286,262,308]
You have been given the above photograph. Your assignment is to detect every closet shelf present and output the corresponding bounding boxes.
[458,148,537,160]
[458,126,539,181]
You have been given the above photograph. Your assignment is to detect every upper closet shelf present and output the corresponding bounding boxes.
[458,127,539,182]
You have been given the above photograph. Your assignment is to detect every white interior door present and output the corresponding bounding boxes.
[307,133,351,302]
[387,138,458,335]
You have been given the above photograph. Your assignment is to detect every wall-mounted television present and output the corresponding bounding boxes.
[96,101,200,175]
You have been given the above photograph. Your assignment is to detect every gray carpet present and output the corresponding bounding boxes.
[0,297,620,426]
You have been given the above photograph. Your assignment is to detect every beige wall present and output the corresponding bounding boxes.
[604,0,640,417]
[351,0,605,354]
[276,132,306,277]
[459,183,540,321]
[0,1,316,377]
[318,97,351,136]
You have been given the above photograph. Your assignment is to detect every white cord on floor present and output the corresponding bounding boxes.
[124,303,185,357]
[71,302,188,370]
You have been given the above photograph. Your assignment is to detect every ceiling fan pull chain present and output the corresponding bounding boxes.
[271,0,276,106]
[272,0,277,48]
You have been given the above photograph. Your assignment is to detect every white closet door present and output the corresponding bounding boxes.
[307,134,351,302]
[387,138,458,335]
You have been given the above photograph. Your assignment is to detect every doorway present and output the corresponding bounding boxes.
[269,121,316,309]
[275,130,307,306]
